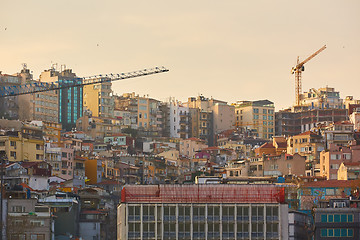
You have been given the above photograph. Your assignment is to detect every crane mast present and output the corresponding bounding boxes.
[291,45,326,106]
[0,66,169,98]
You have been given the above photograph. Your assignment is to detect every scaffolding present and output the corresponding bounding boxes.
[121,184,285,204]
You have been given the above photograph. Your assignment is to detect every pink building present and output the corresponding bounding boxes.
[320,142,360,179]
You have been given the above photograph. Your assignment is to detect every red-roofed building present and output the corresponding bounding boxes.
[118,184,289,239]
[298,180,360,210]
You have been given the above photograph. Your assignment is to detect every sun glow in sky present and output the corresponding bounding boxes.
[1,0,359,110]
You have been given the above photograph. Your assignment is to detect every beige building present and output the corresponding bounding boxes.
[287,131,324,176]
[76,113,122,140]
[337,162,360,180]
[212,103,235,134]
[83,78,113,118]
[263,153,306,177]
[234,100,275,139]
[179,137,208,159]
[299,87,345,109]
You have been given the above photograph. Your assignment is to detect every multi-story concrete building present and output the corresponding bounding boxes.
[83,78,114,118]
[337,162,360,180]
[234,100,275,139]
[76,113,122,140]
[299,87,345,110]
[40,68,83,130]
[314,198,360,239]
[0,72,22,119]
[170,100,190,139]
[0,121,44,162]
[179,138,208,159]
[262,153,306,177]
[320,142,360,180]
[275,107,349,137]
[186,95,232,145]
[118,184,289,240]
[287,131,324,176]
[322,121,354,149]
[7,198,52,240]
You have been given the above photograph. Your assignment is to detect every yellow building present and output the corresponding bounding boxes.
[83,79,113,118]
[233,100,275,139]
[85,159,102,185]
[0,127,44,162]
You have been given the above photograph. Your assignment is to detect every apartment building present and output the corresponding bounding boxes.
[186,95,232,145]
[300,87,345,110]
[83,78,114,118]
[179,138,208,159]
[7,198,52,240]
[287,131,324,176]
[0,72,22,119]
[0,122,44,162]
[314,198,360,239]
[234,100,275,139]
[170,100,190,139]
[40,68,83,130]
[322,121,354,149]
[118,184,289,240]
[76,113,122,140]
[320,143,360,180]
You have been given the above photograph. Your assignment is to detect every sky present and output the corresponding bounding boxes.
[1,0,359,110]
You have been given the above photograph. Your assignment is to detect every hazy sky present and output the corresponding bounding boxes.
[1,0,359,110]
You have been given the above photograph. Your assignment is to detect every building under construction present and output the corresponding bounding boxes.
[118,184,289,240]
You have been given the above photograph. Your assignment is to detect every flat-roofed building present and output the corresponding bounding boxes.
[118,184,289,240]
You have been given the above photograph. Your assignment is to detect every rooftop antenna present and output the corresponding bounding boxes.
[22,63,27,70]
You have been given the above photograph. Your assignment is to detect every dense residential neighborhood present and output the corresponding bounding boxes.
[1,66,360,239]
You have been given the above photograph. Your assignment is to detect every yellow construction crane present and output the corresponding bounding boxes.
[291,45,326,106]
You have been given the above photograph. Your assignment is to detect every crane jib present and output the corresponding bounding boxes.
[0,67,169,98]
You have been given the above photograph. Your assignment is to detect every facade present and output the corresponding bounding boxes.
[263,153,306,177]
[0,72,22,120]
[322,121,354,149]
[0,123,44,162]
[31,86,59,123]
[118,184,288,240]
[169,100,190,139]
[76,113,122,140]
[314,198,360,239]
[212,103,235,134]
[300,87,345,110]
[337,162,360,180]
[7,198,52,240]
[83,78,114,118]
[234,100,275,139]
[275,108,348,137]
[320,143,360,180]
[40,68,83,130]
[179,138,208,159]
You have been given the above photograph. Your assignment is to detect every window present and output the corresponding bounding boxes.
[254,115,259,120]
[10,141,16,147]
[12,206,25,213]
[30,220,45,227]
[10,151,16,159]
[263,109,267,114]
[263,115,267,120]
[253,108,259,113]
